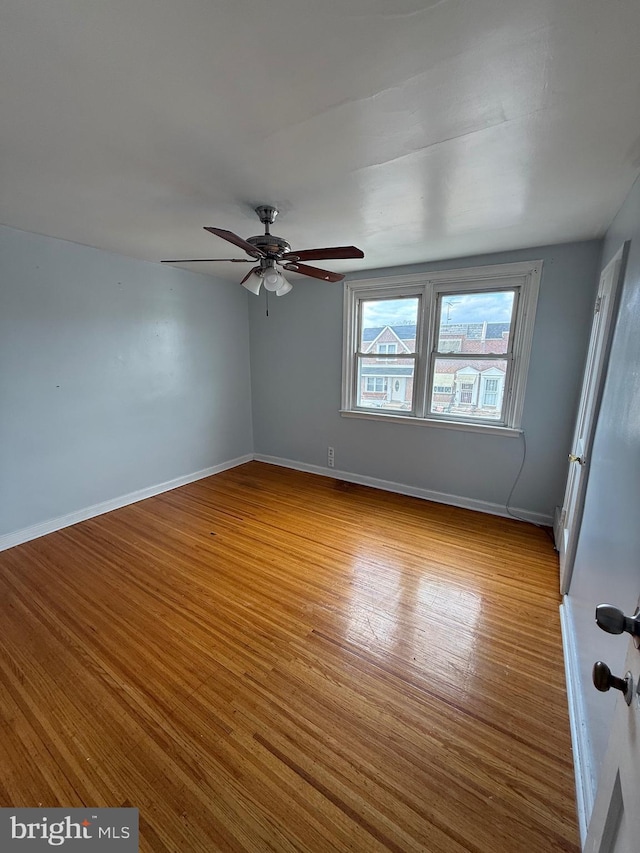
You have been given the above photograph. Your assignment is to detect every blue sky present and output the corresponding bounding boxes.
[363,291,514,328]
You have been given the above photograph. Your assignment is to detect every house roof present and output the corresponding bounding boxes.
[362,325,416,342]
[360,366,414,377]
[440,322,510,340]
[363,322,509,344]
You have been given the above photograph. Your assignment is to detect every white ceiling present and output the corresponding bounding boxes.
[2,0,640,282]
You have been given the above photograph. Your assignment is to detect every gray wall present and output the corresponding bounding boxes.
[249,241,601,520]
[0,224,253,538]
[568,176,640,777]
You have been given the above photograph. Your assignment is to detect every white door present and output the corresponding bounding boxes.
[585,606,640,852]
[558,244,628,593]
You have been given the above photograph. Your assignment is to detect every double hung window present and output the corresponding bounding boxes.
[341,261,541,434]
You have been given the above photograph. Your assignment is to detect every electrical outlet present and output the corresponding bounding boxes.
[327,446,335,467]
[328,457,335,468]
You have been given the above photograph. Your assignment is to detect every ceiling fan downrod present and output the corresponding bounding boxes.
[254,205,278,234]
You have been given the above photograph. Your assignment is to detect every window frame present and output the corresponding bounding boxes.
[341,260,542,436]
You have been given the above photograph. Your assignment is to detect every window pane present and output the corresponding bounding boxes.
[438,291,514,354]
[357,356,415,411]
[430,358,508,421]
[360,298,419,353]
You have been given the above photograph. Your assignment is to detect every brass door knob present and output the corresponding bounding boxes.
[568,453,585,464]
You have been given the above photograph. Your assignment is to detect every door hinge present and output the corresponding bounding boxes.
[594,296,602,314]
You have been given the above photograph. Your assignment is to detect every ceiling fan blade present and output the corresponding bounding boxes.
[282,262,344,283]
[204,227,265,257]
[240,267,261,285]
[161,258,253,263]
[282,246,364,262]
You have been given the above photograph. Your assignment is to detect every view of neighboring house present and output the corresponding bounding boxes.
[360,321,510,418]
[360,324,416,409]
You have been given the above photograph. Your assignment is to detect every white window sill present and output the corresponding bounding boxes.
[339,409,522,437]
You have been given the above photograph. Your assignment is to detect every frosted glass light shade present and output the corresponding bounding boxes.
[242,272,263,295]
[275,278,293,296]
[263,269,283,292]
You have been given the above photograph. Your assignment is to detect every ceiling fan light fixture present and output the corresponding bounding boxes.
[242,271,263,295]
[275,276,293,297]
[263,268,283,292]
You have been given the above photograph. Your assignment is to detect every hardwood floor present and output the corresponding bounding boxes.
[0,461,579,851]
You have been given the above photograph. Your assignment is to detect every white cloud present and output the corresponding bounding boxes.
[362,298,418,328]
[361,291,514,329]
[441,291,514,324]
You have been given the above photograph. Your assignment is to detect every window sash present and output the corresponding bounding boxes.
[357,295,419,357]
[424,285,519,426]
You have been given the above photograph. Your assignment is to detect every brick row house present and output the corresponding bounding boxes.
[360,321,510,418]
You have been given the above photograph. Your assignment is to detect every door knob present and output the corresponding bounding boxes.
[568,453,585,464]
[595,604,640,638]
[592,661,634,705]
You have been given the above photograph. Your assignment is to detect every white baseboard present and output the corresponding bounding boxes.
[253,454,553,526]
[0,454,254,552]
[560,595,595,847]
[1,451,553,552]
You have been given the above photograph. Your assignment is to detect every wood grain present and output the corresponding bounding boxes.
[0,461,579,851]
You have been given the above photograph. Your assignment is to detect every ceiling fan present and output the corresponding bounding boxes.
[162,205,364,296]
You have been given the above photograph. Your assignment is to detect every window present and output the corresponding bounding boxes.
[354,298,418,412]
[459,382,474,404]
[437,338,462,353]
[341,261,541,433]
[365,377,387,393]
[483,378,499,407]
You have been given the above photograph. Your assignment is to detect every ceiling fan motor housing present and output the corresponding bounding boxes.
[246,234,291,257]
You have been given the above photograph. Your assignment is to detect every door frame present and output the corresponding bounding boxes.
[557,242,629,594]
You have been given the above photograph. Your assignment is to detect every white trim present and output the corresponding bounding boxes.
[347,260,543,291]
[339,409,522,437]
[253,454,551,525]
[559,242,629,594]
[0,454,253,552]
[2,445,551,550]
[560,595,596,847]
[427,264,541,430]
